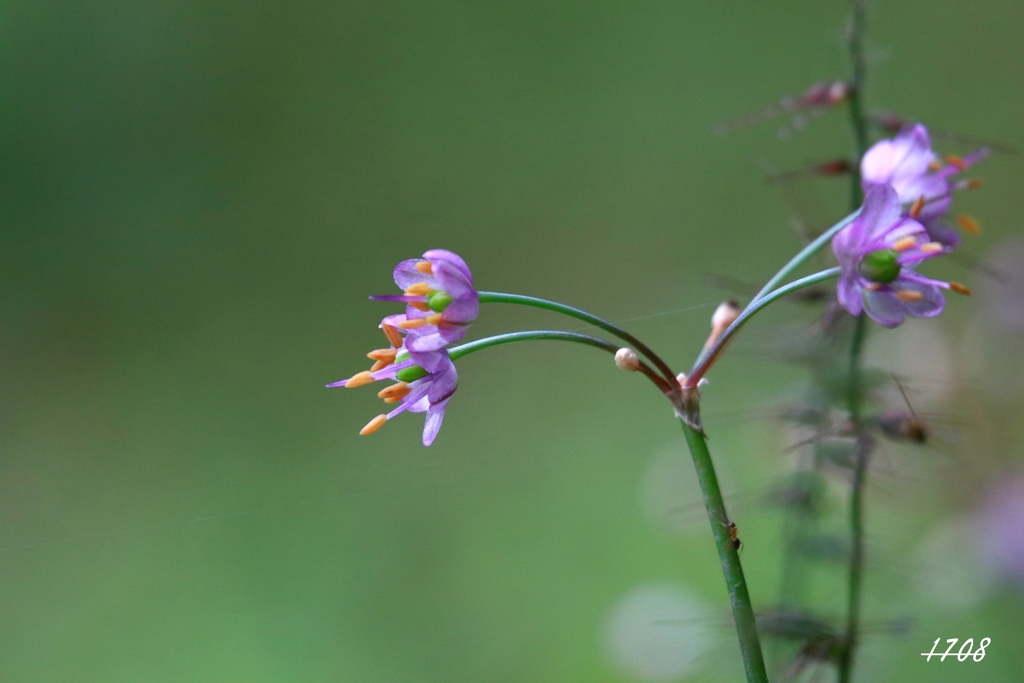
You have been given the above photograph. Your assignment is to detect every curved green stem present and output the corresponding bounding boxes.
[750,210,859,306]
[448,330,671,393]
[477,292,679,389]
[686,267,841,386]
[679,418,769,683]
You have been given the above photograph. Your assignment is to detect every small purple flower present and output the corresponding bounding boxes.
[861,123,987,247]
[328,325,458,446]
[833,183,967,328]
[370,249,479,352]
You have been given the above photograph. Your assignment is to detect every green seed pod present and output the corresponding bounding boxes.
[427,290,453,313]
[858,249,900,283]
[395,365,429,382]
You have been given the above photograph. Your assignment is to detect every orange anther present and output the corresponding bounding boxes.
[425,313,443,325]
[404,282,434,296]
[415,261,433,275]
[949,281,973,296]
[377,382,410,399]
[966,179,984,189]
[927,160,943,172]
[359,414,388,435]
[345,371,376,388]
[956,214,981,235]
[896,290,924,302]
[919,242,944,254]
[370,360,388,372]
[382,324,403,349]
[409,301,430,312]
[909,195,926,219]
[396,317,429,329]
[945,154,966,170]
[892,236,917,252]
[368,348,395,362]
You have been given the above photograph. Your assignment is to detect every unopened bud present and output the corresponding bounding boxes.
[705,300,741,351]
[614,348,640,372]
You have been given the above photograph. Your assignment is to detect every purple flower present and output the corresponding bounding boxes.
[370,249,478,352]
[833,183,966,328]
[327,324,458,446]
[861,123,987,247]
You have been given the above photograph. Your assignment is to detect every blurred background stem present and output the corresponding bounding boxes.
[838,1,871,680]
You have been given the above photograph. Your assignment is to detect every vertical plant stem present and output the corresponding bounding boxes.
[838,314,869,683]
[679,419,769,683]
[846,0,869,206]
[839,5,871,679]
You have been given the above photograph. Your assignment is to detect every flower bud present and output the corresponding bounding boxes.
[704,300,741,351]
[614,348,640,372]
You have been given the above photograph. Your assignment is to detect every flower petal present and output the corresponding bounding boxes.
[393,259,440,291]
[836,275,864,316]
[898,280,946,319]
[862,289,907,328]
[421,398,450,446]
[424,249,473,285]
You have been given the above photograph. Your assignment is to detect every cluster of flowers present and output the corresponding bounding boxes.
[833,123,986,327]
[327,250,479,445]
[331,124,986,444]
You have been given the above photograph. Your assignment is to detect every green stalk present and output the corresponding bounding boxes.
[838,315,868,683]
[680,418,769,683]
[449,330,768,681]
[750,210,859,306]
[477,292,678,388]
[838,3,871,681]
[448,330,671,393]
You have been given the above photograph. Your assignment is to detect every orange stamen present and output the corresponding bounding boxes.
[382,324,403,349]
[383,397,401,404]
[909,195,926,219]
[892,236,917,252]
[864,283,881,292]
[896,290,924,302]
[396,318,429,329]
[945,154,966,170]
[415,261,433,275]
[425,313,443,326]
[345,371,376,388]
[409,302,430,312]
[949,282,973,296]
[370,360,388,372]
[919,242,944,254]
[956,214,981,235]
[367,348,397,363]
[927,160,943,171]
[377,382,410,399]
[965,179,984,189]
[404,282,434,296]
[359,414,388,435]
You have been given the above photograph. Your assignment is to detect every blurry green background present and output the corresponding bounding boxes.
[2,1,1023,681]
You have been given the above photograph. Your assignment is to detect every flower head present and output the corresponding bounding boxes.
[370,249,478,352]
[833,183,967,328]
[861,123,988,247]
[328,323,458,446]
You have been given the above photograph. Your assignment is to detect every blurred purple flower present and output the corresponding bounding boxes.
[328,328,458,446]
[833,183,963,328]
[978,476,1024,586]
[861,123,987,247]
[370,249,479,352]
